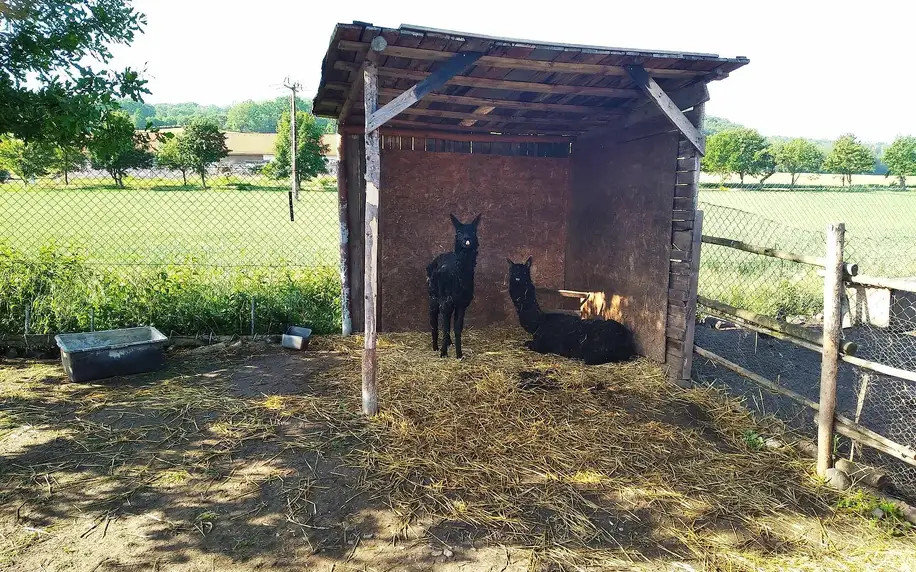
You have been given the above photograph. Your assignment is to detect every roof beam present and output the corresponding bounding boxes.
[624,65,705,155]
[334,61,640,98]
[338,40,704,79]
[338,124,574,143]
[623,81,709,128]
[390,106,604,127]
[337,40,388,125]
[380,89,621,117]
[365,51,483,133]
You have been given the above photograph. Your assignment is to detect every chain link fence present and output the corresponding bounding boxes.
[0,164,342,339]
[694,172,916,503]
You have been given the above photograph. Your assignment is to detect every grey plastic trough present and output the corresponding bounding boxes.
[55,326,168,382]
[282,326,312,351]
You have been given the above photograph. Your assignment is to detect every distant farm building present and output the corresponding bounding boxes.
[149,128,340,169]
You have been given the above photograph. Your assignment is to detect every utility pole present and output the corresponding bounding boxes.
[283,77,301,200]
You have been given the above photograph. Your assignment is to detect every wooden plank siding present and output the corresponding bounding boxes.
[665,104,705,381]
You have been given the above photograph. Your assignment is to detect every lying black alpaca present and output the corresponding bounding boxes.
[427,213,481,359]
[507,257,636,364]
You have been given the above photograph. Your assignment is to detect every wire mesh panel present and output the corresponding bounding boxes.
[696,175,916,502]
[0,166,342,336]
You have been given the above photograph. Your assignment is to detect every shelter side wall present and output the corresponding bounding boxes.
[377,150,571,332]
[566,131,680,363]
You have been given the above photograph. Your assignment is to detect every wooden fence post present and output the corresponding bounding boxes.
[361,41,384,416]
[817,222,845,476]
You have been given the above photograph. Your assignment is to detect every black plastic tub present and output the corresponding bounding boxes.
[54,327,168,382]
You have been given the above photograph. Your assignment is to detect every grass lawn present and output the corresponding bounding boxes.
[0,176,339,267]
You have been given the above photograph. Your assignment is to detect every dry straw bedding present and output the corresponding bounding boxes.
[313,328,916,569]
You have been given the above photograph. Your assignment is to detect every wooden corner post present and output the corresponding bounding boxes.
[361,38,385,416]
[337,136,352,336]
[817,222,845,475]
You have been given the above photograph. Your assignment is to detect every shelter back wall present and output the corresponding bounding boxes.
[378,150,570,332]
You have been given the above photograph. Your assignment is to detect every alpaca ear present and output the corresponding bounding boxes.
[471,213,481,227]
[449,213,460,227]
[506,257,514,266]
[525,256,533,268]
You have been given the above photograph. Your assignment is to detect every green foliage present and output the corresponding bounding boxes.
[0,138,54,181]
[773,138,825,186]
[702,128,773,183]
[155,136,193,185]
[703,116,745,136]
[882,136,916,190]
[824,134,875,186]
[741,430,766,451]
[0,0,148,145]
[122,97,338,133]
[264,111,329,184]
[836,490,913,536]
[50,145,87,185]
[176,119,229,188]
[87,111,154,187]
[0,242,341,336]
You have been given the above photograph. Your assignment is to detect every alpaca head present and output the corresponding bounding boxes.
[506,256,534,305]
[450,213,481,252]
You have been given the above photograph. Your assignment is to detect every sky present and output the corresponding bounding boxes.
[108,0,915,142]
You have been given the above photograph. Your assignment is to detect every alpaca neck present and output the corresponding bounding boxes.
[513,286,544,333]
[455,248,477,280]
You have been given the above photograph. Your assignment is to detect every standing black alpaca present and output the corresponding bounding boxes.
[427,213,481,359]
[507,256,636,364]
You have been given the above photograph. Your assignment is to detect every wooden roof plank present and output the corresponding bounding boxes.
[337,40,706,78]
[333,61,640,97]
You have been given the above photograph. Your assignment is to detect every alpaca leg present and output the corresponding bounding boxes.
[439,303,453,358]
[454,306,466,359]
[429,298,440,351]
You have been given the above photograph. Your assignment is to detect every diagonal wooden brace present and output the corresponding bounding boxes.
[625,65,705,155]
[365,51,484,133]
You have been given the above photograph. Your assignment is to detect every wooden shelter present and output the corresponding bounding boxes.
[311,22,749,413]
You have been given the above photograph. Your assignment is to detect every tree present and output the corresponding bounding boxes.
[882,136,916,190]
[88,111,153,187]
[50,145,87,185]
[703,116,745,137]
[264,111,329,186]
[1,1,148,145]
[177,119,228,188]
[155,135,193,186]
[0,138,54,181]
[773,138,825,187]
[701,128,772,184]
[823,134,875,187]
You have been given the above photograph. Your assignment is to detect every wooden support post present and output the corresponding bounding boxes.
[681,210,704,381]
[337,136,352,335]
[817,222,845,476]
[361,40,384,416]
[624,65,705,155]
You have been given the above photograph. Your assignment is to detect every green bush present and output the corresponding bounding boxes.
[0,242,341,336]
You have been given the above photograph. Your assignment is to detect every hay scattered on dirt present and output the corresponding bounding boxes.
[312,328,914,568]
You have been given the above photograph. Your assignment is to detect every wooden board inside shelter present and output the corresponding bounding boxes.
[377,150,570,332]
[566,132,679,362]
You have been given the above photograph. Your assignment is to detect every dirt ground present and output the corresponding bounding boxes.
[1,330,915,571]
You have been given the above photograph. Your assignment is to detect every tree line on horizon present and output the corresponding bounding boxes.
[702,117,916,189]
[118,97,338,135]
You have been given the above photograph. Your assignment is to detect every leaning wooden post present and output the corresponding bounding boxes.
[817,222,845,475]
[361,37,386,416]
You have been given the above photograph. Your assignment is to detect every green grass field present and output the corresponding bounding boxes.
[0,175,342,336]
[698,188,916,317]
[3,175,915,335]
